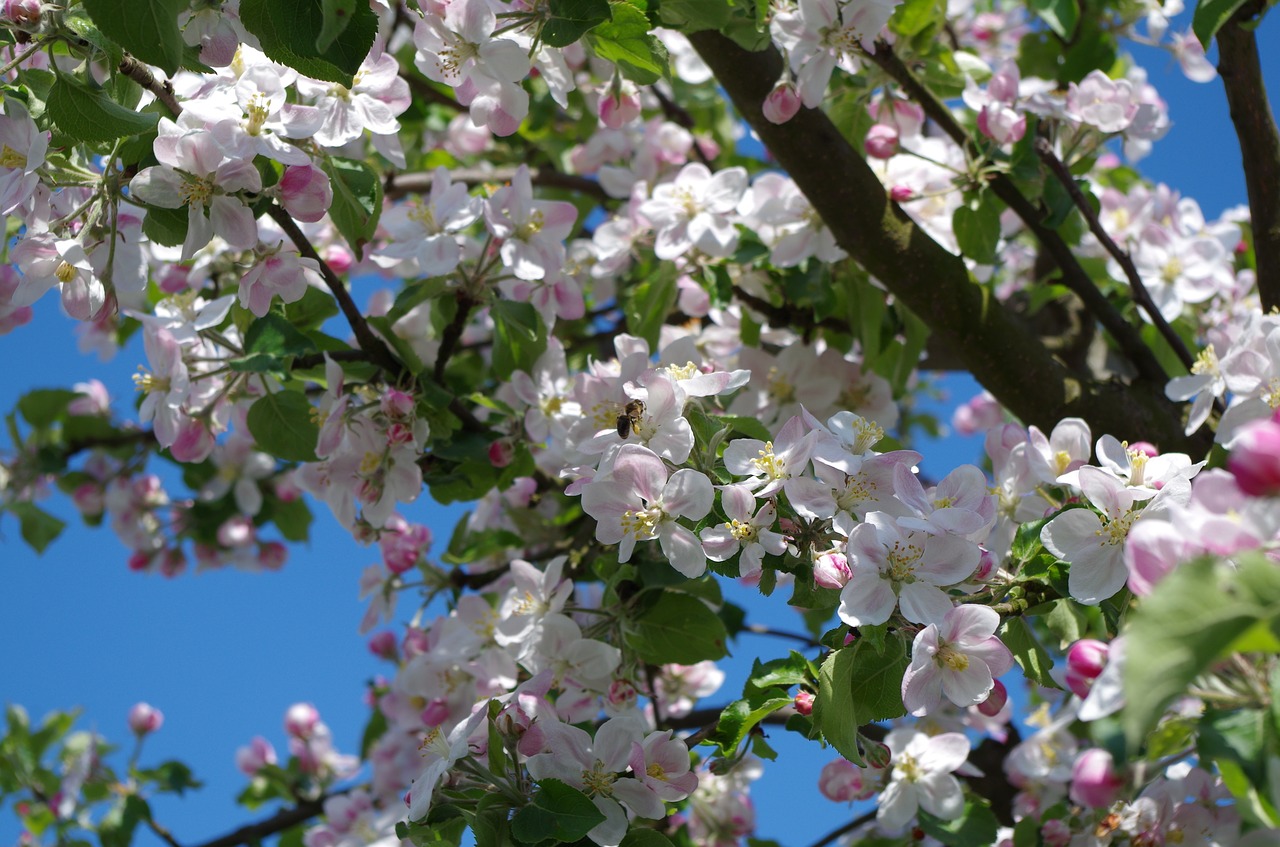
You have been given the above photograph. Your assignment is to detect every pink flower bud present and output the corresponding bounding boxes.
[495,702,532,739]
[170,418,215,463]
[889,185,914,202]
[284,702,320,738]
[488,438,515,468]
[1227,412,1280,497]
[128,702,164,735]
[386,422,414,446]
[862,738,892,769]
[157,264,192,294]
[217,515,256,549]
[257,541,287,571]
[972,546,998,582]
[762,81,802,125]
[279,164,333,223]
[1041,819,1072,847]
[322,244,354,274]
[1129,441,1159,458]
[159,548,187,578]
[2,0,41,28]
[599,84,641,129]
[127,550,153,572]
[864,124,899,159]
[818,759,871,802]
[843,630,858,646]
[976,679,1007,717]
[1067,639,1109,681]
[1069,748,1124,808]
[607,679,638,710]
[72,483,105,517]
[380,389,414,420]
[236,736,277,775]
[402,627,430,658]
[813,551,852,589]
[794,691,814,716]
[368,631,398,660]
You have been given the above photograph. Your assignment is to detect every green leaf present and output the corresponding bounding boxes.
[543,0,612,47]
[240,0,378,86]
[999,617,1060,690]
[619,831,675,847]
[892,0,943,36]
[624,270,677,349]
[135,760,202,795]
[1192,0,1249,48]
[286,286,342,331]
[511,779,605,845]
[1122,554,1280,747]
[624,590,729,665]
[745,651,813,696]
[142,204,190,248]
[1198,708,1268,788]
[812,636,909,766]
[473,793,515,847]
[918,802,1001,847]
[587,1,668,85]
[270,496,312,542]
[491,300,548,381]
[246,391,321,463]
[47,75,159,144]
[82,0,186,74]
[952,196,1002,265]
[707,692,792,755]
[99,795,150,847]
[360,708,389,759]
[658,0,733,30]
[317,0,358,52]
[232,313,320,372]
[8,502,66,554]
[17,389,78,428]
[323,157,383,257]
[1028,0,1079,39]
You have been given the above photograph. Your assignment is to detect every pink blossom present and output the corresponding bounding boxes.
[238,250,322,317]
[762,80,802,124]
[864,124,899,159]
[1227,410,1280,496]
[236,736,278,775]
[279,164,333,223]
[901,604,1013,715]
[819,759,874,802]
[1070,749,1125,808]
[127,703,164,735]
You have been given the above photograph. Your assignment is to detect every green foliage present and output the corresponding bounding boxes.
[999,617,1060,690]
[543,0,613,47]
[491,300,548,381]
[812,636,909,766]
[1193,0,1250,47]
[323,157,384,257]
[246,391,321,463]
[1123,554,1280,747]
[918,802,1001,847]
[7,503,66,554]
[47,75,158,145]
[624,269,678,348]
[317,0,360,52]
[623,590,729,664]
[81,0,187,75]
[587,2,669,85]
[953,194,1002,265]
[511,779,605,844]
[707,692,793,756]
[240,0,379,87]
[232,314,320,373]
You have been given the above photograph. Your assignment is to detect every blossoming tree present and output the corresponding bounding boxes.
[2,0,1280,846]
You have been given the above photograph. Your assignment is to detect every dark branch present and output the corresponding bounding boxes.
[651,86,714,167]
[689,31,1208,453]
[118,55,182,118]
[386,167,611,204]
[1217,1,1280,313]
[1034,139,1196,373]
[806,809,878,847]
[864,43,1168,384]
[191,796,331,847]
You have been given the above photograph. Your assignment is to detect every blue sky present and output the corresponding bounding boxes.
[2,20,1277,847]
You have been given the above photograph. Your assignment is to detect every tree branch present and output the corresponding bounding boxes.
[864,43,1168,383]
[1217,1,1280,313]
[190,796,332,847]
[806,809,878,847]
[386,167,611,204]
[118,55,182,118]
[689,31,1207,453]
[1034,139,1196,373]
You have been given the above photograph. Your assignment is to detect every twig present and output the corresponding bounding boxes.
[435,293,477,382]
[118,55,182,118]
[145,816,184,847]
[266,206,404,377]
[732,285,850,335]
[401,68,468,113]
[1034,139,1196,373]
[865,42,1168,384]
[1216,0,1280,313]
[742,624,820,648]
[385,167,611,204]
[806,809,879,847]
[190,794,334,847]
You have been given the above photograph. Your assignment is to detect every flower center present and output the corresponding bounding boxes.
[935,643,969,672]
[620,506,663,540]
[646,762,668,781]
[666,361,700,381]
[515,209,546,241]
[750,441,786,480]
[1190,344,1219,376]
[885,540,923,583]
[55,261,77,283]
[727,519,758,543]
[0,144,27,169]
[133,366,170,394]
[179,175,215,209]
[581,760,616,796]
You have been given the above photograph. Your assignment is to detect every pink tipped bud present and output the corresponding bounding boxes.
[843,630,858,646]
[794,691,814,716]
[322,244,354,274]
[818,759,871,802]
[128,702,164,735]
[762,81,802,125]
[488,438,515,468]
[236,736,277,775]
[1227,412,1280,497]
[257,541,287,571]
[284,702,320,738]
[2,0,41,28]
[607,679,638,711]
[1067,639,1109,681]
[127,550,154,572]
[279,164,333,223]
[1041,819,1072,847]
[217,515,256,549]
[977,679,1008,717]
[1069,748,1124,808]
[368,631,399,660]
[861,738,892,770]
[599,84,642,129]
[159,547,187,578]
[170,418,215,463]
[864,124,899,159]
[380,389,415,420]
[813,551,852,589]
[889,185,914,202]
[495,702,532,739]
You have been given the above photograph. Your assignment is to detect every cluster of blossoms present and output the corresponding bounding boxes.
[3,1,1280,847]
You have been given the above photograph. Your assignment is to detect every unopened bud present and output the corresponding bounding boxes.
[488,438,515,468]
[279,164,333,223]
[1228,411,1280,497]
[794,690,814,716]
[813,551,852,590]
[284,702,320,738]
[599,83,641,128]
[128,702,164,735]
[1065,639,1109,697]
[762,81,802,125]
[1069,748,1124,808]
[861,737,892,769]
[368,630,399,660]
[257,541,287,570]
[976,679,1007,717]
[864,124,899,159]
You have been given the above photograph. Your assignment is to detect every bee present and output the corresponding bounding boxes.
[616,399,645,439]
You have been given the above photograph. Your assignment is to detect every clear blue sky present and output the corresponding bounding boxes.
[2,19,1277,847]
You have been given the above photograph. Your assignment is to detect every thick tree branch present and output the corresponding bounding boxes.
[1217,2,1280,313]
[118,55,182,118]
[864,43,1168,383]
[191,796,331,847]
[1034,139,1197,373]
[689,32,1207,453]
[385,167,610,204]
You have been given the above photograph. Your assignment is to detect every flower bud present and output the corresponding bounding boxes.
[599,83,641,128]
[127,550,154,572]
[2,0,41,29]
[170,418,215,462]
[159,547,187,578]
[381,389,415,420]
[1069,748,1124,808]
[813,551,852,589]
[864,124,899,159]
[818,759,871,802]
[1065,639,1109,697]
[236,736,277,775]
[72,483,105,517]
[488,438,515,468]
[976,679,1008,717]
[257,541,287,571]
[762,81,802,125]
[402,627,430,658]
[128,702,164,735]
[284,702,320,738]
[322,244,354,274]
[972,546,998,582]
[421,698,450,728]
[794,691,814,716]
[279,164,333,223]
[1129,441,1159,458]
[217,515,256,549]
[607,679,638,711]
[1041,819,1072,847]
[368,631,399,660]
[860,737,892,769]
[1228,411,1280,497]
[889,185,914,202]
